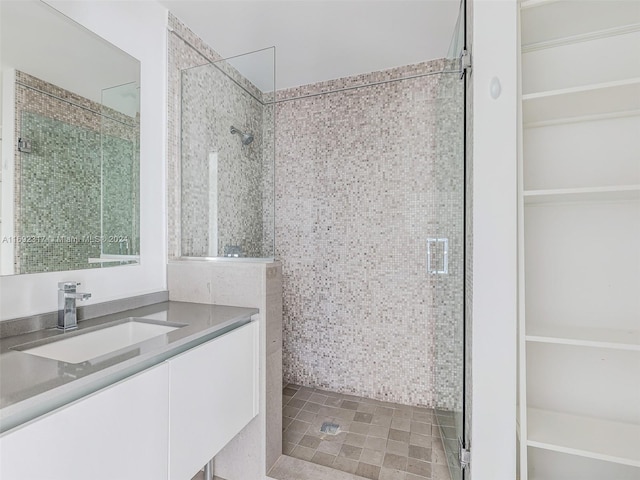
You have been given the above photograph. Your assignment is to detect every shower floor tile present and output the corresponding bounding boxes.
[283,384,453,480]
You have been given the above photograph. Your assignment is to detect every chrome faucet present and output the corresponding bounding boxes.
[57,282,91,331]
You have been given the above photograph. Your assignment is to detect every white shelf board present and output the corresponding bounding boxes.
[520,0,640,46]
[522,79,640,125]
[524,109,640,129]
[523,185,640,204]
[526,324,640,351]
[527,448,640,480]
[522,24,640,53]
[527,408,640,467]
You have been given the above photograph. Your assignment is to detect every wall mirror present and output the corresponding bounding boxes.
[0,0,141,275]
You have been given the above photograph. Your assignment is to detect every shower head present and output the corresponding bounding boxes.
[242,133,254,145]
[230,126,254,146]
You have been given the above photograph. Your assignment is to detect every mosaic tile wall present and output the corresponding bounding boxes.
[181,63,267,257]
[13,71,139,273]
[167,13,274,259]
[166,13,213,260]
[18,110,101,273]
[262,103,276,256]
[101,125,140,256]
[275,61,465,407]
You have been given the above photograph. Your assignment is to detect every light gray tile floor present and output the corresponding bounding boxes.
[283,384,454,480]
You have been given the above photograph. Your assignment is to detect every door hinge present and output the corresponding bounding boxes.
[459,437,470,470]
[460,49,472,79]
[18,137,32,153]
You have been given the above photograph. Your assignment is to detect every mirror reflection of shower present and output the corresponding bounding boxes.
[230,125,254,145]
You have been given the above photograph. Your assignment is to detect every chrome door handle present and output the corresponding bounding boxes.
[427,238,448,274]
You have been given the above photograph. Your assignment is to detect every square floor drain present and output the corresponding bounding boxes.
[320,422,340,435]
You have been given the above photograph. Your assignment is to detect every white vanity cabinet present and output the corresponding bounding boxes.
[0,363,170,480]
[0,319,260,480]
[168,321,259,480]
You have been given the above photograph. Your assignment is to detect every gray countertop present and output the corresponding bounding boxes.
[0,301,258,433]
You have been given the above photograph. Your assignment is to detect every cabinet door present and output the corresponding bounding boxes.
[0,363,169,480]
[169,321,259,480]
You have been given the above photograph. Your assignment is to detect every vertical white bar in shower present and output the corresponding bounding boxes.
[208,151,218,257]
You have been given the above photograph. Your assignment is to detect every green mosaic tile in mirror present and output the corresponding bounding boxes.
[13,72,140,274]
[101,131,140,257]
[19,111,102,273]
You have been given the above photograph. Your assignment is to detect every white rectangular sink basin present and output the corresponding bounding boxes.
[19,320,181,364]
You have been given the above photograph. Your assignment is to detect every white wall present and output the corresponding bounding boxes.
[0,0,168,320]
[0,69,16,276]
[471,0,518,478]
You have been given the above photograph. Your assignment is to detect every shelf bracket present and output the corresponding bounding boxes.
[458,437,471,470]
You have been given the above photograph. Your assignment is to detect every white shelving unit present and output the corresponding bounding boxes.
[517,1,640,479]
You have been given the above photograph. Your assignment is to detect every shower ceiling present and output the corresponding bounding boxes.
[160,0,460,91]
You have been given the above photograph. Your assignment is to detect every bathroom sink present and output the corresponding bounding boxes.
[14,318,186,364]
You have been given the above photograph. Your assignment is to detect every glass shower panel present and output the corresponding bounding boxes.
[433,1,466,478]
[100,81,140,259]
[180,47,275,259]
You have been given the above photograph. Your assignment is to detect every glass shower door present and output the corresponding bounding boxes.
[432,0,467,478]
